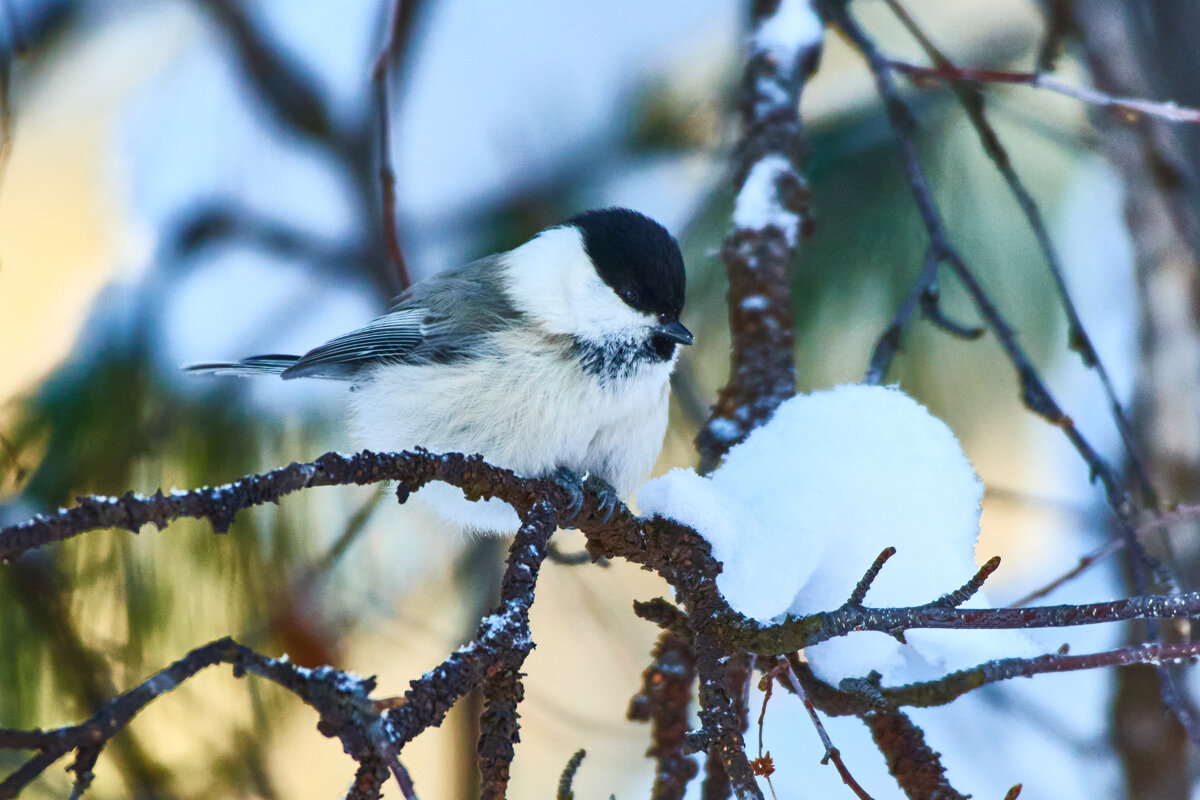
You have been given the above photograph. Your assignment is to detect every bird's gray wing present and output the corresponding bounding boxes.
[280,255,519,380]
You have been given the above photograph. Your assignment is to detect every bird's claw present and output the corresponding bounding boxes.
[550,467,586,521]
[585,475,621,525]
[549,469,623,526]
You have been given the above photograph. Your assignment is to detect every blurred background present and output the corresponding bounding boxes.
[2,0,1197,797]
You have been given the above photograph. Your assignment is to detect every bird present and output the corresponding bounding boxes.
[187,208,693,533]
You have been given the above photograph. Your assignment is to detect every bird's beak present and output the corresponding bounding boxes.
[654,320,694,346]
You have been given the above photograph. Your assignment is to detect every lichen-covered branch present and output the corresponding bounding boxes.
[7,446,1200,794]
[723,580,1200,655]
[859,704,966,800]
[695,0,824,470]
[477,502,556,798]
[0,449,583,563]
[0,637,411,800]
[884,640,1200,710]
[8,454,1200,658]
[383,501,555,751]
[0,499,557,798]
[628,611,699,800]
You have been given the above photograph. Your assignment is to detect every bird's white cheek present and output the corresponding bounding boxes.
[566,272,656,344]
[501,226,655,342]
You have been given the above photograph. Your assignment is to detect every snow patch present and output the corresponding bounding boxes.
[752,0,823,73]
[732,155,800,245]
[639,384,1036,684]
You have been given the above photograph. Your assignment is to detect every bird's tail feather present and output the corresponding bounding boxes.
[184,354,300,377]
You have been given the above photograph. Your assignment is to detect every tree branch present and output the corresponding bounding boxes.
[884,640,1200,710]
[777,659,875,800]
[695,0,824,470]
[889,60,1200,125]
[383,501,555,750]
[0,637,412,799]
[476,501,556,798]
[628,610,699,800]
[824,0,1139,524]
[0,449,583,562]
[725,581,1200,655]
[881,0,1157,506]
[370,0,417,290]
[188,0,333,141]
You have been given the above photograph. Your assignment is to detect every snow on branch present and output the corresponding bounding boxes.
[694,0,823,470]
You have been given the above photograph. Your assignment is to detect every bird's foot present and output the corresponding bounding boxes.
[548,468,623,526]
[584,474,621,525]
[550,467,586,521]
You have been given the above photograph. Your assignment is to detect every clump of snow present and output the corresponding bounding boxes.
[639,384,1035,684]
[705,417,743,444]
[740,294,770,311]
[732,155,800,245]
[752,0,823,73]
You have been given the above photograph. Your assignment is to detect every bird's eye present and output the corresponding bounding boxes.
[618,287,639,306]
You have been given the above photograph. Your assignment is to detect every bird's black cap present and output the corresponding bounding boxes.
[566,208,686,322]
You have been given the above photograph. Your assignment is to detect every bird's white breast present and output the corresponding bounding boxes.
[347,327,673,532]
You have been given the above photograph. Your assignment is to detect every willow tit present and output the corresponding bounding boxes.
[187,208,693,533]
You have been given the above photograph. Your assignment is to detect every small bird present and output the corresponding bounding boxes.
[187,208,693,533]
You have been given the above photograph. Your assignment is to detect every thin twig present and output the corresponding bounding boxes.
[371,0,412,290]
[883,0,1157,505]
[1013,505,1200,607]
[823,1,1153,605]
[932,555,1001,608]
[889,61,1200,125]
[556,750,586,800]
[882,640,1200,710]
[846,547,897,606]
[753,662,785,800]
[778,658,874,800]
[380,745,419,800]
